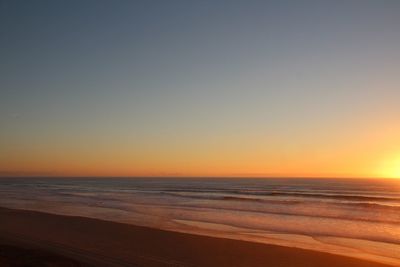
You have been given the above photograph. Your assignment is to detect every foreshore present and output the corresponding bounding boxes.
[0,207,393,267]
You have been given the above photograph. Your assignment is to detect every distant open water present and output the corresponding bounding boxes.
[0,178,399,265]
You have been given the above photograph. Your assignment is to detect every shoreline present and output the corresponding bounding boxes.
[0,207,395,267]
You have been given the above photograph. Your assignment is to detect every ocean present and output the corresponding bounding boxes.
[0,178,399,265]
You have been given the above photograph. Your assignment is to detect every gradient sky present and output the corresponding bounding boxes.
[1,0,400,178]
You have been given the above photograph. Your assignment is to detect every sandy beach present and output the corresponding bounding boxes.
[0,207,393,267]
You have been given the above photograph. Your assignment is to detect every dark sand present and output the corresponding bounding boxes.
[0,207,393,267]
[0,243,86,267]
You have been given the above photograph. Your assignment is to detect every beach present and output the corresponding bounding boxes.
[3,1,400,266]
[1,178,400,265]
[0,207,393,267]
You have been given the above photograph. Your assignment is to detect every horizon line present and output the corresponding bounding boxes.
[0,175,398,180]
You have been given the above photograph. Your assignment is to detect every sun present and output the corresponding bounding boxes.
[378,155,400,179]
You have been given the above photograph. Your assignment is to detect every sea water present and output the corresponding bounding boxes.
[0,178,399,265]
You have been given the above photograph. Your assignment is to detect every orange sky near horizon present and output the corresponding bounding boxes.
[2,116,399,179]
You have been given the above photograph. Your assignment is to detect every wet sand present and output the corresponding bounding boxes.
[0,207,393,267]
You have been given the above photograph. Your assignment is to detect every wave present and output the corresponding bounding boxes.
[265,192,400,202]
[163,190,400,205]
[163,189,400,202]
[342,202,400,212]
[175,218,400,246]
[146,202,400,224]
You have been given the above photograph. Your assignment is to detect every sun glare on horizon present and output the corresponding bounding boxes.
[378,155,400,179]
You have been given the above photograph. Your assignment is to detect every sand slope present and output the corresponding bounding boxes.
[0,207,393,267]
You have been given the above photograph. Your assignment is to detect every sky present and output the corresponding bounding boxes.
[1,0,400,178]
